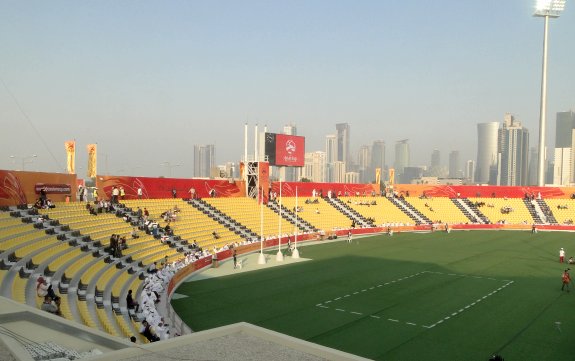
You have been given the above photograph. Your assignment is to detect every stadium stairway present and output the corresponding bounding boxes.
[452,198,489,224]
[189,199,256,241]
[389,197,432,225]
[266,200,317,233]
[537,199,558,224]
[523,198,545,224]
[325,197,375,228]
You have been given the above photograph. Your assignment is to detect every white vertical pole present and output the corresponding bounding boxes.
[537,15,550,186]
[292,186,300,258]
[258,184,266,264]
[244,123,248,166]
[276,171,284,261]
[254,124,259,162]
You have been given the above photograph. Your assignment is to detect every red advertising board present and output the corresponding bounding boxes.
[275,134,305,167]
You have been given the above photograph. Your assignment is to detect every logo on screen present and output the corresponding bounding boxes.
[286,140,296,154]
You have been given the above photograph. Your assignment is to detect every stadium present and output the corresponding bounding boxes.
[1,166,575,361]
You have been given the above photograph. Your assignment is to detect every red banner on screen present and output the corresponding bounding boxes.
[275,134,305,167]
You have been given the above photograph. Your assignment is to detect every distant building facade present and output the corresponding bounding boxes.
[476,122,499,184]
[194,144,215,178]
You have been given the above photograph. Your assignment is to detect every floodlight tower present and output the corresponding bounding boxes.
[534,0,566,186]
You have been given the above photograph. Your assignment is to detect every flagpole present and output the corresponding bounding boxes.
[292,186,300,258]
[276,171,284,261]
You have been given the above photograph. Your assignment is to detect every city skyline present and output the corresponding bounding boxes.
[0,1,574,177]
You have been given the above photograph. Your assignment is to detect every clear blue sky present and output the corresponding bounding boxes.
[0,0,573,177]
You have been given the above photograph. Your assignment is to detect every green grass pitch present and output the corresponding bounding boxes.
[171,230,575,360]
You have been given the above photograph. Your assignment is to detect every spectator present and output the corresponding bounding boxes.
[126,289,139,313]
[41,295,61,315]
[139,320,160,342]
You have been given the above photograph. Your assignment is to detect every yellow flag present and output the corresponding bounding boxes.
[375,168,381,185]
[87,144,97,178]
[65,140,76,174]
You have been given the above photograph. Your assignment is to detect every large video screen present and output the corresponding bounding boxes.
[265,133,305,167]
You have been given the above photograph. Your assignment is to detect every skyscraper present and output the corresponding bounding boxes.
[466,160,475,184]
[371,140,386,183]
[194,144,215,178]
[431,149,440,168]
[498,113,529,186]
[357,145,371,183]
[449,151,461,178]
[333,161,346,183]
[325,134,337,182]
[553,111,575,185]
[555,111,575,148]
[394,140,410,178]
[300,151,326,183]
[429,149,442,177]
[476,122,499,184]
[336,123,350,164]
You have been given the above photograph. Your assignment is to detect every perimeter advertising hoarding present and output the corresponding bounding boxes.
[265,133,305,167]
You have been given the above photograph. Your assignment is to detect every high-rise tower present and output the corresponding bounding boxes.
[194,144,215,178]
[476,122,499,184]
[336,123,350,164]
[498,114,529,186]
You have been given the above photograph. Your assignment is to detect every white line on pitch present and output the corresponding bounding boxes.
[334,297,341,300]
[370,315,380,319]
[388,319,399,322]
[423,325,435,328]
[325,300,331,303]
[336,309,345,312]
[406,322,417,326]
[318,305,329,309]
[344,294,350,297]
[451,313,458,316]
[351,312,363,315]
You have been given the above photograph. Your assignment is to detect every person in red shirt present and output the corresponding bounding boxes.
[562,269,571,292]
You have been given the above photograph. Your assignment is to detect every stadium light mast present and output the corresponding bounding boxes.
[534,0,566,186]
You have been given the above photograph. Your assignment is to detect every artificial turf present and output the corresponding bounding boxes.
[171,230,575,360]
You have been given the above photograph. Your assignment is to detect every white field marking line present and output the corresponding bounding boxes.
[318,271,426,306]
[406,322,417,326]
[315,271,514,329]
[424,279,514,329]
